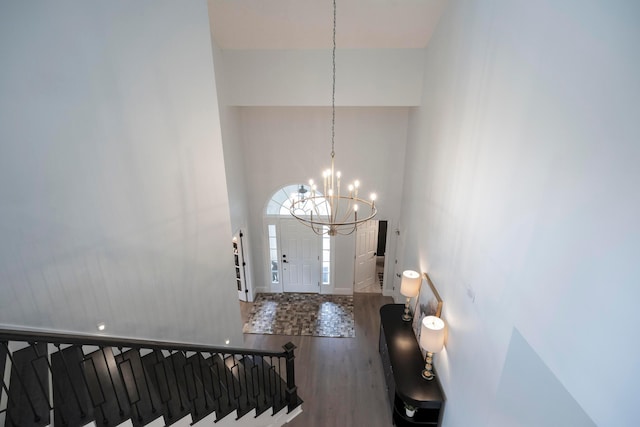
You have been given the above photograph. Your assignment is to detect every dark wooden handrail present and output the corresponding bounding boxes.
[0,328,287,358]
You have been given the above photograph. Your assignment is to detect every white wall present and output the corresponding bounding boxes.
[210,22,255,300]
[221,49,425,106]
[239,107,407,294]
[402,0,639,426]
[0,1,243,346]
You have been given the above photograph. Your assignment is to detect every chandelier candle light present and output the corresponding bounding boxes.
[289,0,377,236]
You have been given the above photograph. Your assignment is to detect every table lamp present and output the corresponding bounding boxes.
[400,270,421,321]
[419,315,445,380]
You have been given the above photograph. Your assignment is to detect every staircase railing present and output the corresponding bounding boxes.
[0,328,301,427]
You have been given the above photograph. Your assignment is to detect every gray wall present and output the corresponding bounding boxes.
[0,0,243,346]
[219,49,425,107]
[402,0,639,425]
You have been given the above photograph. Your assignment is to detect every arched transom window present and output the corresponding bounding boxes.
[265,184,329,217]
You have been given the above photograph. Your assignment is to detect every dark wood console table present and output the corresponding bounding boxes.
[379,304,445,426]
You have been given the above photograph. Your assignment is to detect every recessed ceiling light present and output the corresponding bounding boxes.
[97,323,106,331]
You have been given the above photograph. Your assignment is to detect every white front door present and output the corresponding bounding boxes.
[354,220,379,293]
[280,219,320,293]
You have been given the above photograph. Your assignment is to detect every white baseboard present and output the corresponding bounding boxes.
[253,286,269,295]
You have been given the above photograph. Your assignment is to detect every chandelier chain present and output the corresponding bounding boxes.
[288,0,377,236]
[331,0,336,159]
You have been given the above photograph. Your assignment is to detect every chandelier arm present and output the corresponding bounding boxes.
[339,198,356,222]
[336,205,354,224]
[332,197,339,225]
[289,196,377,228]
[311,197,322,219]
[337,227,357,236]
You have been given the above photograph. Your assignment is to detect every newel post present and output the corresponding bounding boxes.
[282,342,299,411]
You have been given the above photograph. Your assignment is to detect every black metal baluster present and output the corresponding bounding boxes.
[2,342,41,423]
[273,356,279,400]
[154,350,172,419]
[196,353,209,410]
[183,354,197,418]
[55,344,85,421]
[267,356,275,410]
[275,359,282,410]
[169,350,185,412]
[233,356,246,409]
[257,356,267,406]
[115,348,141,422]
[139,349,157,415]
[250,360,260,403]
[264,356,272,410]
[29,343,53,413]
[279,355,285,408]
[1,380,14,424]
[218,354,231,407]
[99,347,124,417]
[0,347,21,427]
[208,353,222,404]
[232,356,241,411]
[80,356,108,425]
[222,353,242,410]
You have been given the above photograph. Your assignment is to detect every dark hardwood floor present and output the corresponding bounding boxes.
[240,292,395,427]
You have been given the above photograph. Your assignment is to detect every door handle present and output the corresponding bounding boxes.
[283,260,288,263]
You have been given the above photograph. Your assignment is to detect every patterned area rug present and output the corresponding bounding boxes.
[242,293,355,338]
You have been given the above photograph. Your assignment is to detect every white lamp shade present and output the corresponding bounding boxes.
[400,270,421,297]
[420,316,445,353]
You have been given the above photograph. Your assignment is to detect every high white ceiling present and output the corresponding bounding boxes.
[208,0,449,49]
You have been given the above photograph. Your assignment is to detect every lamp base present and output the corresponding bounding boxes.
[402,297,413,322]
[421,369,435,381]
[422,352,435,380]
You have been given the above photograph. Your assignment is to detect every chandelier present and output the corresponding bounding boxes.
[289,0,377,236]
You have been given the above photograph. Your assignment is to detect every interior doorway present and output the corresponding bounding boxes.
[376,220,388,289]
[354,220,388,293]
[233,230,249,301]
